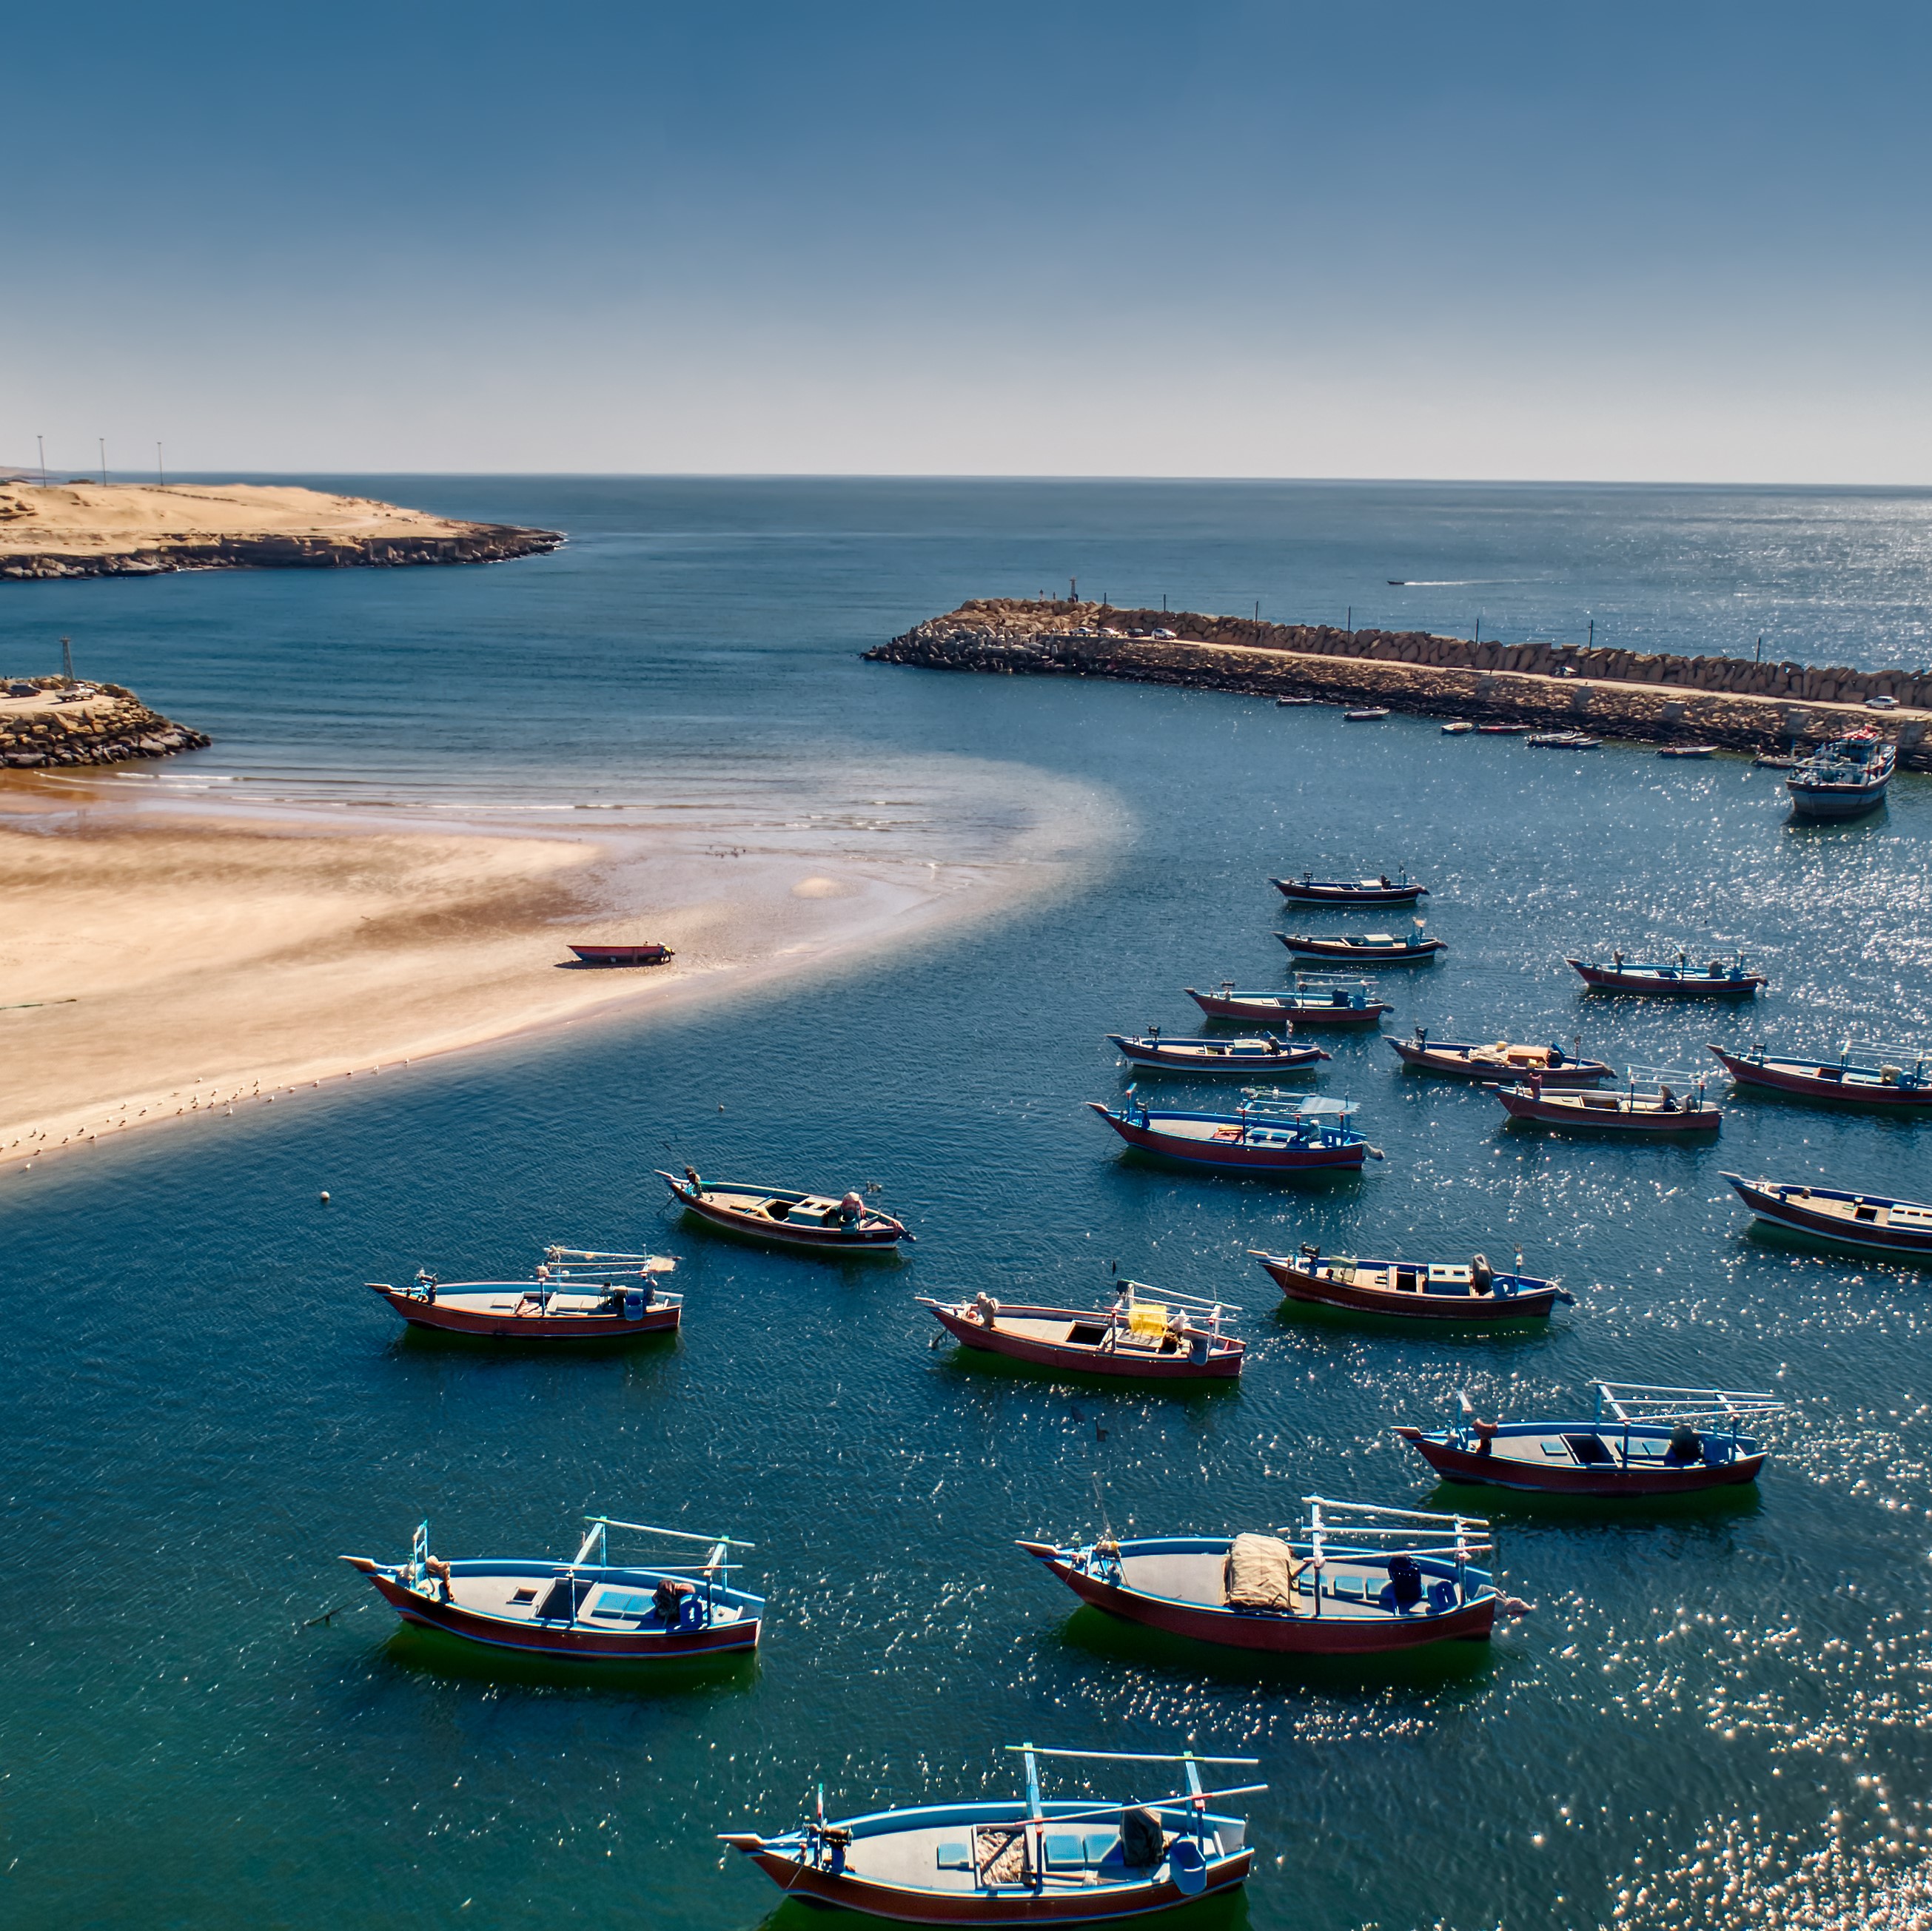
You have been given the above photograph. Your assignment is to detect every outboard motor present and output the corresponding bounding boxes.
[1387,1553,1426,1611]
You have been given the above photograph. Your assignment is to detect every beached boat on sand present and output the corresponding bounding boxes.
[920,1280,1243,1380]
[1186,978,1390,1027]
[340,1515,761,1660]
[1490,1067,1721,1135]
[366,1246,682,1342]
[1276,930,1445,964]
[658,1167,910,1251]
[1270,871,1426,905]
[1568,953,1764,996]
[566,941,674,966]
[719,1743,1264,1922]
[1108,1030,1328,1075]
[1252,1243,1570,1322]
[1722,1173,1932,1260]
[1707,1041,1932,1112]
[1397,1383,1780,1497]
[1019,1497,1526,1656]
[1387,1029,1612,1086]
[1090,1090,1380,1173]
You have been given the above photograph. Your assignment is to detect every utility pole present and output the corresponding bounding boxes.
[1254,601,1260,623]
[1588,617,1594,650]
[1070,577,1076,603]
[36,434,46,486]
[98,439,107,486]
[1755,634,1763,664]
[61,637,73,682]
[1346,605,1352,637]
[1475,614,1482,646]
[157,443,166,487]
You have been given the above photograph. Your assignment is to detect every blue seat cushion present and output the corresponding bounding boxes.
[935,1841,970,1870]
[1084,1830,1119,1862]
[1043,1833,1084,1867]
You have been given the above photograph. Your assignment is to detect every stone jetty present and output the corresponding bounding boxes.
[0,677,210,767]
[0,481,561,581]
[869,600,1932,768]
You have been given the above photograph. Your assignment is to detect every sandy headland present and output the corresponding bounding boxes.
[0,480,560,579]
[0,761,1112,1176]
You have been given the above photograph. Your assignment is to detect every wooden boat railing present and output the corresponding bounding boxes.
[1731,1039,1930,1086]
[1445,1383,1781,1465]
[1289,1497,1495,1619]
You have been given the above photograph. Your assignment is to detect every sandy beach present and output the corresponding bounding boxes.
[0,765,1110,1175]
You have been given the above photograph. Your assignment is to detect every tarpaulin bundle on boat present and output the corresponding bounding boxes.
[1223,1533,1301,1611]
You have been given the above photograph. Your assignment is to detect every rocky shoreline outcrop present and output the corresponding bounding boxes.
[0,678,211,767]
[870,600,1932,769]
[0,522,560,580]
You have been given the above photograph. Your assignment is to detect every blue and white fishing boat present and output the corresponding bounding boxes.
[1722,1173,1932,1261]
[1786,730,1894,820]
[1708,1040,1932,1112]
[1090,1088,1381,1173]
[1107,1029,1329,1074]
[719,1742,1264,1922]
[1187,977,1390,1027]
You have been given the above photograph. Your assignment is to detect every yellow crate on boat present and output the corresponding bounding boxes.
[1127,1303,1169,1337]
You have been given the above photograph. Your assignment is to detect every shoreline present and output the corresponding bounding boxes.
[0,763,1114,1180]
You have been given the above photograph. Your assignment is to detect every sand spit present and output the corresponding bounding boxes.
[0,766,1109,1177]
[0,481,560,579]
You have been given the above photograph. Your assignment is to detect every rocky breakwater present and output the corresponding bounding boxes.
[0,677,211,768]
[870,599,1932,770]
[0,481,562,581]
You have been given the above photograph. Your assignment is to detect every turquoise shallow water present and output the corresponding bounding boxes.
[2,481,1931,1930]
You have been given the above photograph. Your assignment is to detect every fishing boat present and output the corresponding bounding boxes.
[1707,1041,1932,1111]
[719,1743,1264,1921]
[1277,929,1444,964]
[1489,1065,1722,1135]
[366,1246,681,1342]
[1018,1497,1526,1656]
[1108,1030,1329,1074]
[1477,722,1534,734]
[1344,708,1390,722]
[1787,730,1896,820]
[1395,1383,1781,1497]
[657,1167,911,1251]
[339,1515,762,1660]
[919,1280,1243,1380]
[1252,1243,1571,1322]
[1754,748,1799,769]
[1089,1089,1379,1172]
[1186,976,1389,1027]
[1440,721,1476,734]
[1566,952,1764,996]
[1275,695,1315,705]
[1387,1028,1613,1086]
[1657,745,1717,759]
[1270,871,1426,905]
[1721,1173,1932,1260]
[566,941,674,966]
[1526,731,1598,748]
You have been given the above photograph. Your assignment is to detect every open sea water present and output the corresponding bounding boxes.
[2,480,1931,1930]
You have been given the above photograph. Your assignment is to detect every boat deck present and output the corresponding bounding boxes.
[1118,1549,1459,1621]
[432,1562,754,1632]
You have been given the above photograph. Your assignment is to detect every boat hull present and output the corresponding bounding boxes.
[1568,959,1763,996]
[659,1173,906,1251]
[1723,1173,1932,1259]
[1492,1087,1720,1133]
[1110,1035,1328,1074]
[926,1302,1241,1380]
[1278,936,1443,965]
[1398,1431,1764,1497]
[1185,987,1388,1027]
[1787,784,1890,820]
[1255,1254,1564,1323]
[1387,1038,1612,1086]
[370,1283,680,1342]
[1091,1106,1366,1172]
[1026,1548,1497,1655]
[1271,879,1426,905]
[566,943,674,965]
[1708,1047,1932,1110]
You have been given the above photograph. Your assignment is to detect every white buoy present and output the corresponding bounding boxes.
[320,1190,331,1203]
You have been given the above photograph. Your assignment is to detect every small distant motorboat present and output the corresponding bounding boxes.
[1018,1497,1526,1656]
[1252,1243,1571,1322]
[1387,1029,1613,1086]
[1440,721,1476,734]
[1489,1066,1721,1135]
[1275,695,1315,706]
[367,1246,681,1342]
[340,1515,762,1660]
[1657,744,1717,759]
[1344,707,1391,722]
[1754,749,1799,770]
[1108,1030,1329,1074]
[1786,729,1896,820]
[1089,1089,1380,1173]
[1568,953,1763,997]
[1708,1041,1932,1112]
[1186,978,1390,1027]
[1722,1172,1932,1260]
[566,941,674,966]
[1526,731,1599,748]
[1277,929,1444,964]
[1477,723,1534,734]
[1396,1383,1782,1497]
[920,1279,1244,1380]
[658,1167,910,1251]
[719,1742,1264,1921]
[1271,870,1426,905]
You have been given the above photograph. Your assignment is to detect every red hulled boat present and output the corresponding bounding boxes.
[1271,872,1426,905]
[1708,1041,1932,1112]
[920,1280,1243,1380]
[1108,1030,1329,1075]
[1722,1173,1932,1260]
[1387,1029,1613,1086]
[566,941,674,966]
[1489,1067,1721,1135]
[1089,1091,1378,1173]
[1252,1243,1571,1323]
[366,1246,681,1342]
[659,1167,910,1252]
[1186,978,1390,1027]
[1568,952,1764,996]
[1277,929,1444,964]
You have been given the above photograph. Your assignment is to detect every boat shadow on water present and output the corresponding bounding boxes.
[1107,1150,1367,1192]
[929,1343,1241,1399]
[1267,1300,1557,1345]
[377,1620,761,1696]
[1419,1477,1765,1528]
[1740,1220,1932,1275]
[1050,1605,1499,1692]
[748,1890,1251,1931]
[390,1322,685,1360]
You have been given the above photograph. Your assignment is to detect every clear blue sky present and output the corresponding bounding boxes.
[8,2,1931,480]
